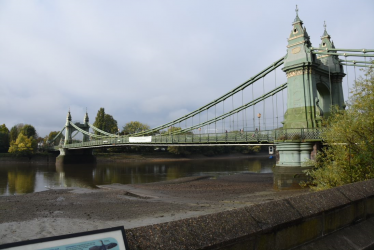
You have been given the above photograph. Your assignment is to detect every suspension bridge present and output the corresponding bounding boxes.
[50,8,373,189]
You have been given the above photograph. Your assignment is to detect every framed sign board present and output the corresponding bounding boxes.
[0,226,129,250]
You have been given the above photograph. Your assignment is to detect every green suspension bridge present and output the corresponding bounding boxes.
[50,8,373,189]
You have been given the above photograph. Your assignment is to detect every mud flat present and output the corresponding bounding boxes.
[0,172,307,245]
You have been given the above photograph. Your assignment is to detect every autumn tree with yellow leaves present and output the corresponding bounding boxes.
[8,133,37,156]
[306,67,374,190]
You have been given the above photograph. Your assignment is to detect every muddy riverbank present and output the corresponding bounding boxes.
[0,173,307,245]
[0,152,269,164]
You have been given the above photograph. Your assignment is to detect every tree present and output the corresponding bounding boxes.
[104,114,118,134]
[0,124,9,134]
[21,124,37,139]
[0,124,10,153]
[93,108,119,135]
[8,133,37,156]
[161,126,192,135]
[122,121,150,135]
[9,124,22,142]
[306,68,374,191]
[93,108,106,135]
[46,131,62,146]
[167,127,182,134]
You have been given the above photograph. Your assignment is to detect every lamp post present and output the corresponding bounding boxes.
[257,113,261,131]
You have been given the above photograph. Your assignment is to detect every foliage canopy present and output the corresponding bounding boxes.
[0,124,10,153]
[122,121,150,135]
[93,108,119,134]
[9,124,22,142]
[21,124,37,139]
[8,133,37,156]
[306,68,374,191]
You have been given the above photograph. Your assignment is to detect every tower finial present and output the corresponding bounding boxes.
[324,21,326,31]
[293,5,302,24]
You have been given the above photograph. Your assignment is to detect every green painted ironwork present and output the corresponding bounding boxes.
[132,56,285,137]
[69,121,108,138]
[88,123,118,137]
[46,127,65,144]
[52,127,324,151]
[310,48,374,53]
[53,10,374,152]
[311,51,374,57]
[171,82,287,135]
[340,63,374,68]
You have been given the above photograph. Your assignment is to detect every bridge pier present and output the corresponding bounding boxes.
[56,148,96,165]
[274,142,320,190]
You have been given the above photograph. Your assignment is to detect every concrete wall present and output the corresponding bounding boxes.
[126,179,374,249]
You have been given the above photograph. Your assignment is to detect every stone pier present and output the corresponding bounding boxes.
[56,148,96,165]
[274,142,320,190]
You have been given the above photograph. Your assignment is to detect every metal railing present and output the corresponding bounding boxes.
[49,128,325,150]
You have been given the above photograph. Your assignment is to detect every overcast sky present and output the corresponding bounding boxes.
[0,1,373,137]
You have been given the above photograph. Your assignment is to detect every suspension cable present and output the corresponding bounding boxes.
[272,86,274,130]
[199,110,201,134]
[223,100,225,133]
[282,88,285,122]
[207,108,209,133]
[326,63,331,109]
[47,127,66,144]
[242,90,244,131]
[71,122,108,138]
[364,54,367,81]
[263,77,266,130]
[71,131,79,139]
[252,83,255,130]
[345,55,350,99]
[171,83,287,135]
[132,56,285,136]
[215,104,217,133]
[275,67,278,128]
[231,95,234,131]
[88,123,117,137]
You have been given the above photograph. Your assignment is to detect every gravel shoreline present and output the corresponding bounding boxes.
[0,173,308,245]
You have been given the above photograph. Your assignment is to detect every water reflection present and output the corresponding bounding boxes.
[0,157,274,195]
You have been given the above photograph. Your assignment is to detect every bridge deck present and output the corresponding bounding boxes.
[52,128,324,150]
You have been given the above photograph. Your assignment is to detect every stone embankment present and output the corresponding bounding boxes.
[0,172,373,249]
[125,179,374,249]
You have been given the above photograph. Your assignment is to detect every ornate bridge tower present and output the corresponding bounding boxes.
[274,7,345,189]
[57,111,95,165]
[282,8,345,128]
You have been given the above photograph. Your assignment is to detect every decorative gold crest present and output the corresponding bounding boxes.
[292,47,301,54]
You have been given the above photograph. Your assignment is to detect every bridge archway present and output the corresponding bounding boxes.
[316,82,331,116]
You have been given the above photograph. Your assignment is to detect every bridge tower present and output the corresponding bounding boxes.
[64,111,72,145]
[83,112,90,142]
[274,7,345,189]
[282,8,345,128]
[57,111,96,165]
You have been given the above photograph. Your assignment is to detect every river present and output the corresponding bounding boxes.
[0,156,275,195]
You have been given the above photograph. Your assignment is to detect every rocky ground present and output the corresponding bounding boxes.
[0,173,308,245]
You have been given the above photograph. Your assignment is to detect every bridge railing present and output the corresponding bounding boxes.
[273,128,324,141]
[53,128,324,150]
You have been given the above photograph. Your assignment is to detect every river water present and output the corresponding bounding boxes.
[0,156,275,196]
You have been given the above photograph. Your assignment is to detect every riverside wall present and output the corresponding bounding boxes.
[0,153,57,163]
[125,179,374,250]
